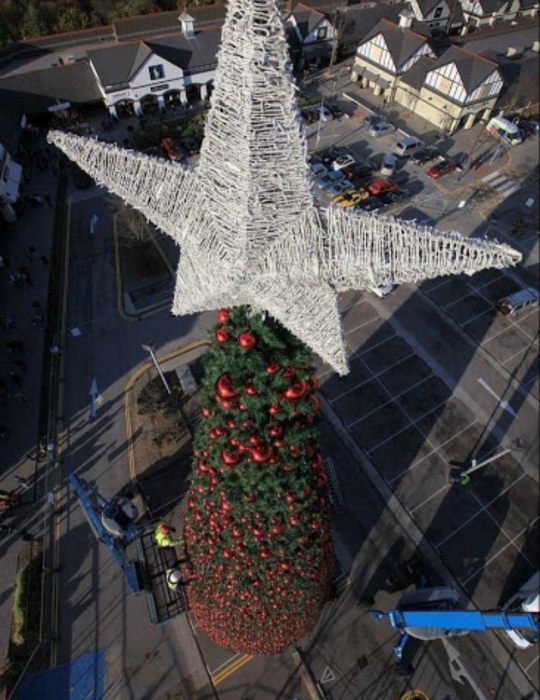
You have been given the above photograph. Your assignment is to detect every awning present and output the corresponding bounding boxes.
[4,161,22,203]
[352,64,366,76]
[362,68,390,89]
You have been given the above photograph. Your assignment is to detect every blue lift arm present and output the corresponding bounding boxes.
[68,474,144,595]
[373,609,539,633]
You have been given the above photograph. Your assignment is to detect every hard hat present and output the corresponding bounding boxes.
[169,570,182,584]
[159,524,172,534]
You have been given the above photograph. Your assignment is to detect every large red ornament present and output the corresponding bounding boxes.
[238,331,257,350]
[217,308,230,324]
[251,445,274,463]
[284,380,310,401]
[216,373,238,400]
[215,327,229,343]
[266,364,281,375]
[221,449,242,466]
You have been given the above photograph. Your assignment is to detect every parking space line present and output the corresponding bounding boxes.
[375,352,417,378]
[346,374,433,429]
[330,352,416,404]
[344,315,383,336]
[480,312,537,346]
[435,472,527,549]
[389,419,478,485]
[524,655,539,673]
[502,345,534,367]
[442,290,480,311]
[410,484,451,514]
[460,516,539,586]
[330,375,372,404]
[460,306,493,328]
[351,332,398,359]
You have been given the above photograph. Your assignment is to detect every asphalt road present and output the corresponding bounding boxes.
[41,96,539,700]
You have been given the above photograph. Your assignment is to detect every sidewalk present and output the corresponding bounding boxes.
[0,132,59,670]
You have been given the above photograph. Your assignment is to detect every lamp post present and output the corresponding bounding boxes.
[142,341,171,395]
[451,438,526,485]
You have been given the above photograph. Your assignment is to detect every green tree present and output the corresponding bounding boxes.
[183,307,333,655]
[20,3,51,38]
[54,6,90,33]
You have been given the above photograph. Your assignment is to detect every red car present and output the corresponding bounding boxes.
[366,178,398,197]
[428,159,457,179]
[161,138,186,162]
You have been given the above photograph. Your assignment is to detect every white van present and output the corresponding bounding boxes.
[502,571,539,648]
[486,116,523,146]
[394,136,423,158]
[496,287,539,316]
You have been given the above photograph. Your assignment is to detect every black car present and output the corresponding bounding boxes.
[325,102,344,119]
[300,108,319,124]
[381,188,409,205]
[342,161,374,180]
[410,147,439,165]
[355,196,385,212]
[517,120,537,138]
[363,114,384,128]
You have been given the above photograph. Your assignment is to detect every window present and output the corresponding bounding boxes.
[317,26,328,40]
[434,6,443,17]
[149,65,165,81]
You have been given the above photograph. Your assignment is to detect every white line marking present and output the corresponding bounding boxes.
[524,655,540,673]
[494,180,515,193]
[481,171,501,183]
[208,653,241,677]
[344,315,382,336]
[488,175,508,188]
[460,307,493,327]
[351,332,399,359]
[436,472,527,549]
[477,378,517,417]
[500,185,521,198]
[460,516,539,586]
[410,484,450,514]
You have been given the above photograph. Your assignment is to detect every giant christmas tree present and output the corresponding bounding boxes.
[184,307,334,655]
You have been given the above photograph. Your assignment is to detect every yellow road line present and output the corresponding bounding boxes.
[400,691,430,700]
[336,575,350,592]
[211,653,252,686]
[124,340,211,483]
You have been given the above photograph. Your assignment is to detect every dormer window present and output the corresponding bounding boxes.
[149,65,165,80]
[317,26,328,40]
[434,6,443,17]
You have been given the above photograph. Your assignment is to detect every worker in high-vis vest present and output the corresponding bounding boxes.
[154,523,183,548]
[166,568,187,591]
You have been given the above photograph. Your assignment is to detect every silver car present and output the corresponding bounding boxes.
[369,122,396,138]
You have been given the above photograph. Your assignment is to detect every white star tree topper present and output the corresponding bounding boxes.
[48,0,521,375]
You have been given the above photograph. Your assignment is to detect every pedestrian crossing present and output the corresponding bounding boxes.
[480,170,521,199]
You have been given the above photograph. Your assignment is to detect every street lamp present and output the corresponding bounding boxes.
[142,341,171,395]
[451,437,526,485]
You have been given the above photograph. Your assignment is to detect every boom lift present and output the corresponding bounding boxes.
[371,586,539,661]
[68,474,188,625]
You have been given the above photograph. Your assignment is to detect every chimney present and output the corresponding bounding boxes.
[179,12,195,38]
[506,46,522,57]
[398,10,414,28]
[532,40,540,52]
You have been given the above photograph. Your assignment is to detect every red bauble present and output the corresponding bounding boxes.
[290,446,301,458]
[284,380,309,401]
[273,440,285,449]
[238,331,257,350]
[215,327,229,343]
[245,382,259,396]
[282,366,296,379]
[221,449,242,466]
[201,407,214,418]
[251,445,274,463]
[227,420,237,429]
[214,426,228,437]
[266,364,281,375]
[243,420,254,429]
[216,373,238,399]
[268,404,281,416]
[269,425,283,438]
[310,376,319,390]
[217,308,230,324]
[249,434,263,446]
[311,394,321,413]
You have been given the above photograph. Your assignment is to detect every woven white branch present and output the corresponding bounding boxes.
[47,0,522,376]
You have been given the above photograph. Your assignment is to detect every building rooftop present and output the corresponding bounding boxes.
[429,44,499,90]
[361,19,431,70]
[287,3,327,39]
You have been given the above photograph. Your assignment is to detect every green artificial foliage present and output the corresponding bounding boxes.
[183,307,334,655]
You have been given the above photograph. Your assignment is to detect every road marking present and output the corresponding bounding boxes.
[89,377,103,419]
[211,653,252,685]
[89,213,98,234]
[480,171,501,184]
[320,666,336,684]
[442,639,489,699]
[400,692,430,700]
[477,378,517,416]
[410,483,450,514]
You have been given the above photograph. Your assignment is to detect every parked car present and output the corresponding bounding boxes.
[517,119,538,138]
[380,154,397,177]
[161,138,186,162]
[367,178,398,196]
[310,162,328,177]
[332,189,370,207]
[501,571,539,648]
[427,159,458,179]
[319,147,349,167]
[369,122,396,138]
[315,171,344,189]
[411,147,439,165]
[180,135,202,155]
[300,108,319,124]
[332,154,356,171]
[327,179,355,197]
[326,102,344,119]
[355,196,385,212]
[381,187,409,205]
[317,106,334,122]
[342,161,374,180]
[496,287,539,316]
[363,114,384,128]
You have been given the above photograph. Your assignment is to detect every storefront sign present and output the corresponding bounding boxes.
[150,84,169,92]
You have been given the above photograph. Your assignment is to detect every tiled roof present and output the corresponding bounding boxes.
[89,43,150,88]
[361,19,430,70]
[288,3,326,39]
[429,45,499,92]
[414,0,445,18]
[400,54,435,88]
[0,62,102,116]
[477,0,509,13]
[339,3,410,52]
